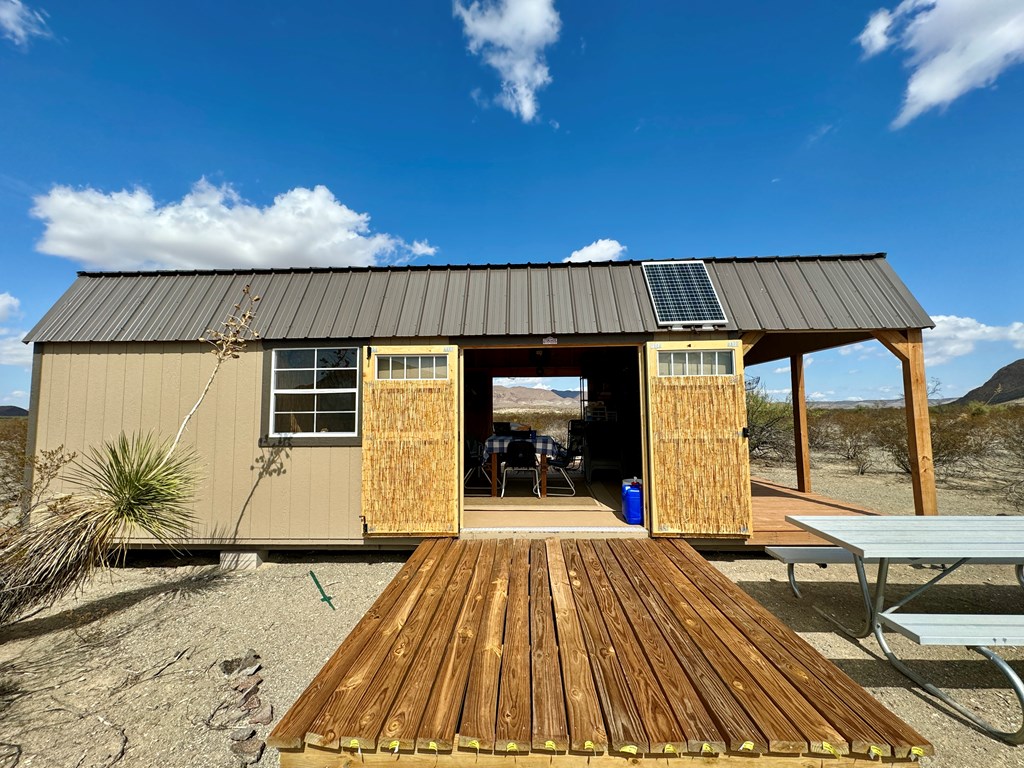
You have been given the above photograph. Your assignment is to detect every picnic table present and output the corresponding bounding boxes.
[787,514,1024,744]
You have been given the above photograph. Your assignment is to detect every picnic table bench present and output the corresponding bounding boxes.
[784,516,1024,745]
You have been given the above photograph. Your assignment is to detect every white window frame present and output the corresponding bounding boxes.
[270,347,359,437]
[376,354,449,380]
[657,349,735,377]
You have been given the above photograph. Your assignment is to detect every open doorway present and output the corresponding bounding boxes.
[461,345,645,534]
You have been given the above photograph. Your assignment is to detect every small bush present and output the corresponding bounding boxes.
[830,409,878,474]
[745,379,793,462]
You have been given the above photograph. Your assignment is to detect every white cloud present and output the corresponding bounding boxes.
[0,293,19,322]
[858,1,1024,128]
[839,342,867,356]
[409,240,438,257]
[454,0,561,122]
[31,178,435,271]
[563,238,627,264]
[773,364,790,374]
[2,390,27,404]
[0,0,50,47]
[0,329,31,367]
[924,314,1024,364]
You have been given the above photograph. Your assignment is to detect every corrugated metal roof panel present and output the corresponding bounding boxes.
[508,268,531,335]
[439,270,468,337]
[485,267,508,336]
[529,268,553,335]
[417,270,448,338]
[23,255,933,344]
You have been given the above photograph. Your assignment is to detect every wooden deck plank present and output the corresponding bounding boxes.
[370,540,484,751]
[609,540,767,753]
[660,540,888,756]
[414,539,498,751]
[496,540,532,752]
[458,540,513,750]
[626,539,808,754]
[545,539,608,753]
[667,540,933,758]
[303,536,464,749]
[645,542,849,756]
[268,539,439,749]
[277,537,932,766]
[529,540,568,752]
[589,540,725,754]
[577,541,684,753]
[303,539,455,749]
[562,540,649,754]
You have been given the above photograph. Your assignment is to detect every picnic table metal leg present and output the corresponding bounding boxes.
[874,620,1024,745]
[1016,563,1023,591]
[813,555,883,639]
[786,564,802,599]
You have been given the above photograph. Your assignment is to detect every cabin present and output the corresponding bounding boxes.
[23,254,936,549]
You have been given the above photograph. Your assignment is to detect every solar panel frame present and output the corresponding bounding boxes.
[641,260,728,327]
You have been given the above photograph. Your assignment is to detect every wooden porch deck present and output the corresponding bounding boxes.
[743,478,878,548]
[270,538,930,766]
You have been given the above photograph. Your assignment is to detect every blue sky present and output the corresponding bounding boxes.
[2,1,1023,407]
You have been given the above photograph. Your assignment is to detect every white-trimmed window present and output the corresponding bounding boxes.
[271,347,359,435]
[376,355,448,380]
[658,349,734,377]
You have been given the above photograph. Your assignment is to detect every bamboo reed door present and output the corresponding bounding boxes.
[360,345,459,535]
[645,340,752,537]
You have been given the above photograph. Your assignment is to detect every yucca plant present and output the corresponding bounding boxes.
[0,434,197,626]
[0,286,257,627]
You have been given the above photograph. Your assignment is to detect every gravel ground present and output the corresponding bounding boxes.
[1,460,1021,767]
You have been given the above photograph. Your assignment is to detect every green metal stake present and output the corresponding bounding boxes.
[309,570,335,610]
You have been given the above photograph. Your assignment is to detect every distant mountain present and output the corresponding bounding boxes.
[493,386,579,410]
[0,406,27,417]
[957,358,1024,406]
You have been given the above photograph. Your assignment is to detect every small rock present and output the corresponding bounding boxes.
[241,694,261,712]
[237,663,262,677]
[239,683,261,705]
[230,736,265,764]
[248,703,273,725]
[232,674,263,691]
[230,727,256,741]
[221,649,260,677]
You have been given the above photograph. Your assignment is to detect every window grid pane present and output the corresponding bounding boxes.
[272,347,359,436]
[657,349,735,378]
[376,354,449,381]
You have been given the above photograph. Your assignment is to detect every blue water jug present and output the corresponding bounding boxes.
[623,478,643,525]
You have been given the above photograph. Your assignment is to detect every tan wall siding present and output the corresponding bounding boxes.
[33,342,365,545]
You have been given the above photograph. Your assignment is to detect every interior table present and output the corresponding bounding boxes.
[483,433,563,497]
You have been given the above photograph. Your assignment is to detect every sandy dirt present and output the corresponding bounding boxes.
[1,458,1021,767]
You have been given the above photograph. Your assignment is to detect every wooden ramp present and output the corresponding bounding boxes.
[740,479,879,548]
[270,539,931,766]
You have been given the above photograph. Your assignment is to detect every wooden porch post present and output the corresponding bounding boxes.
[872,329,938,516]
[790,355,811,493]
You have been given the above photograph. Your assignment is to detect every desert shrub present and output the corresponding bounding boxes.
[806,408,839,451]
[0,434,197,625]
[0,418,28,512]
[745,378,793,462]
[992,405,1024,510]
[491,409,576,445]
[874,405,994,478]
[829,408,878,474]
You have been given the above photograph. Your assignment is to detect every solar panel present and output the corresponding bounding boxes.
[641,260,727,327]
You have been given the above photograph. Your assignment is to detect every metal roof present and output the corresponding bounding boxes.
[24,254,933,343]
